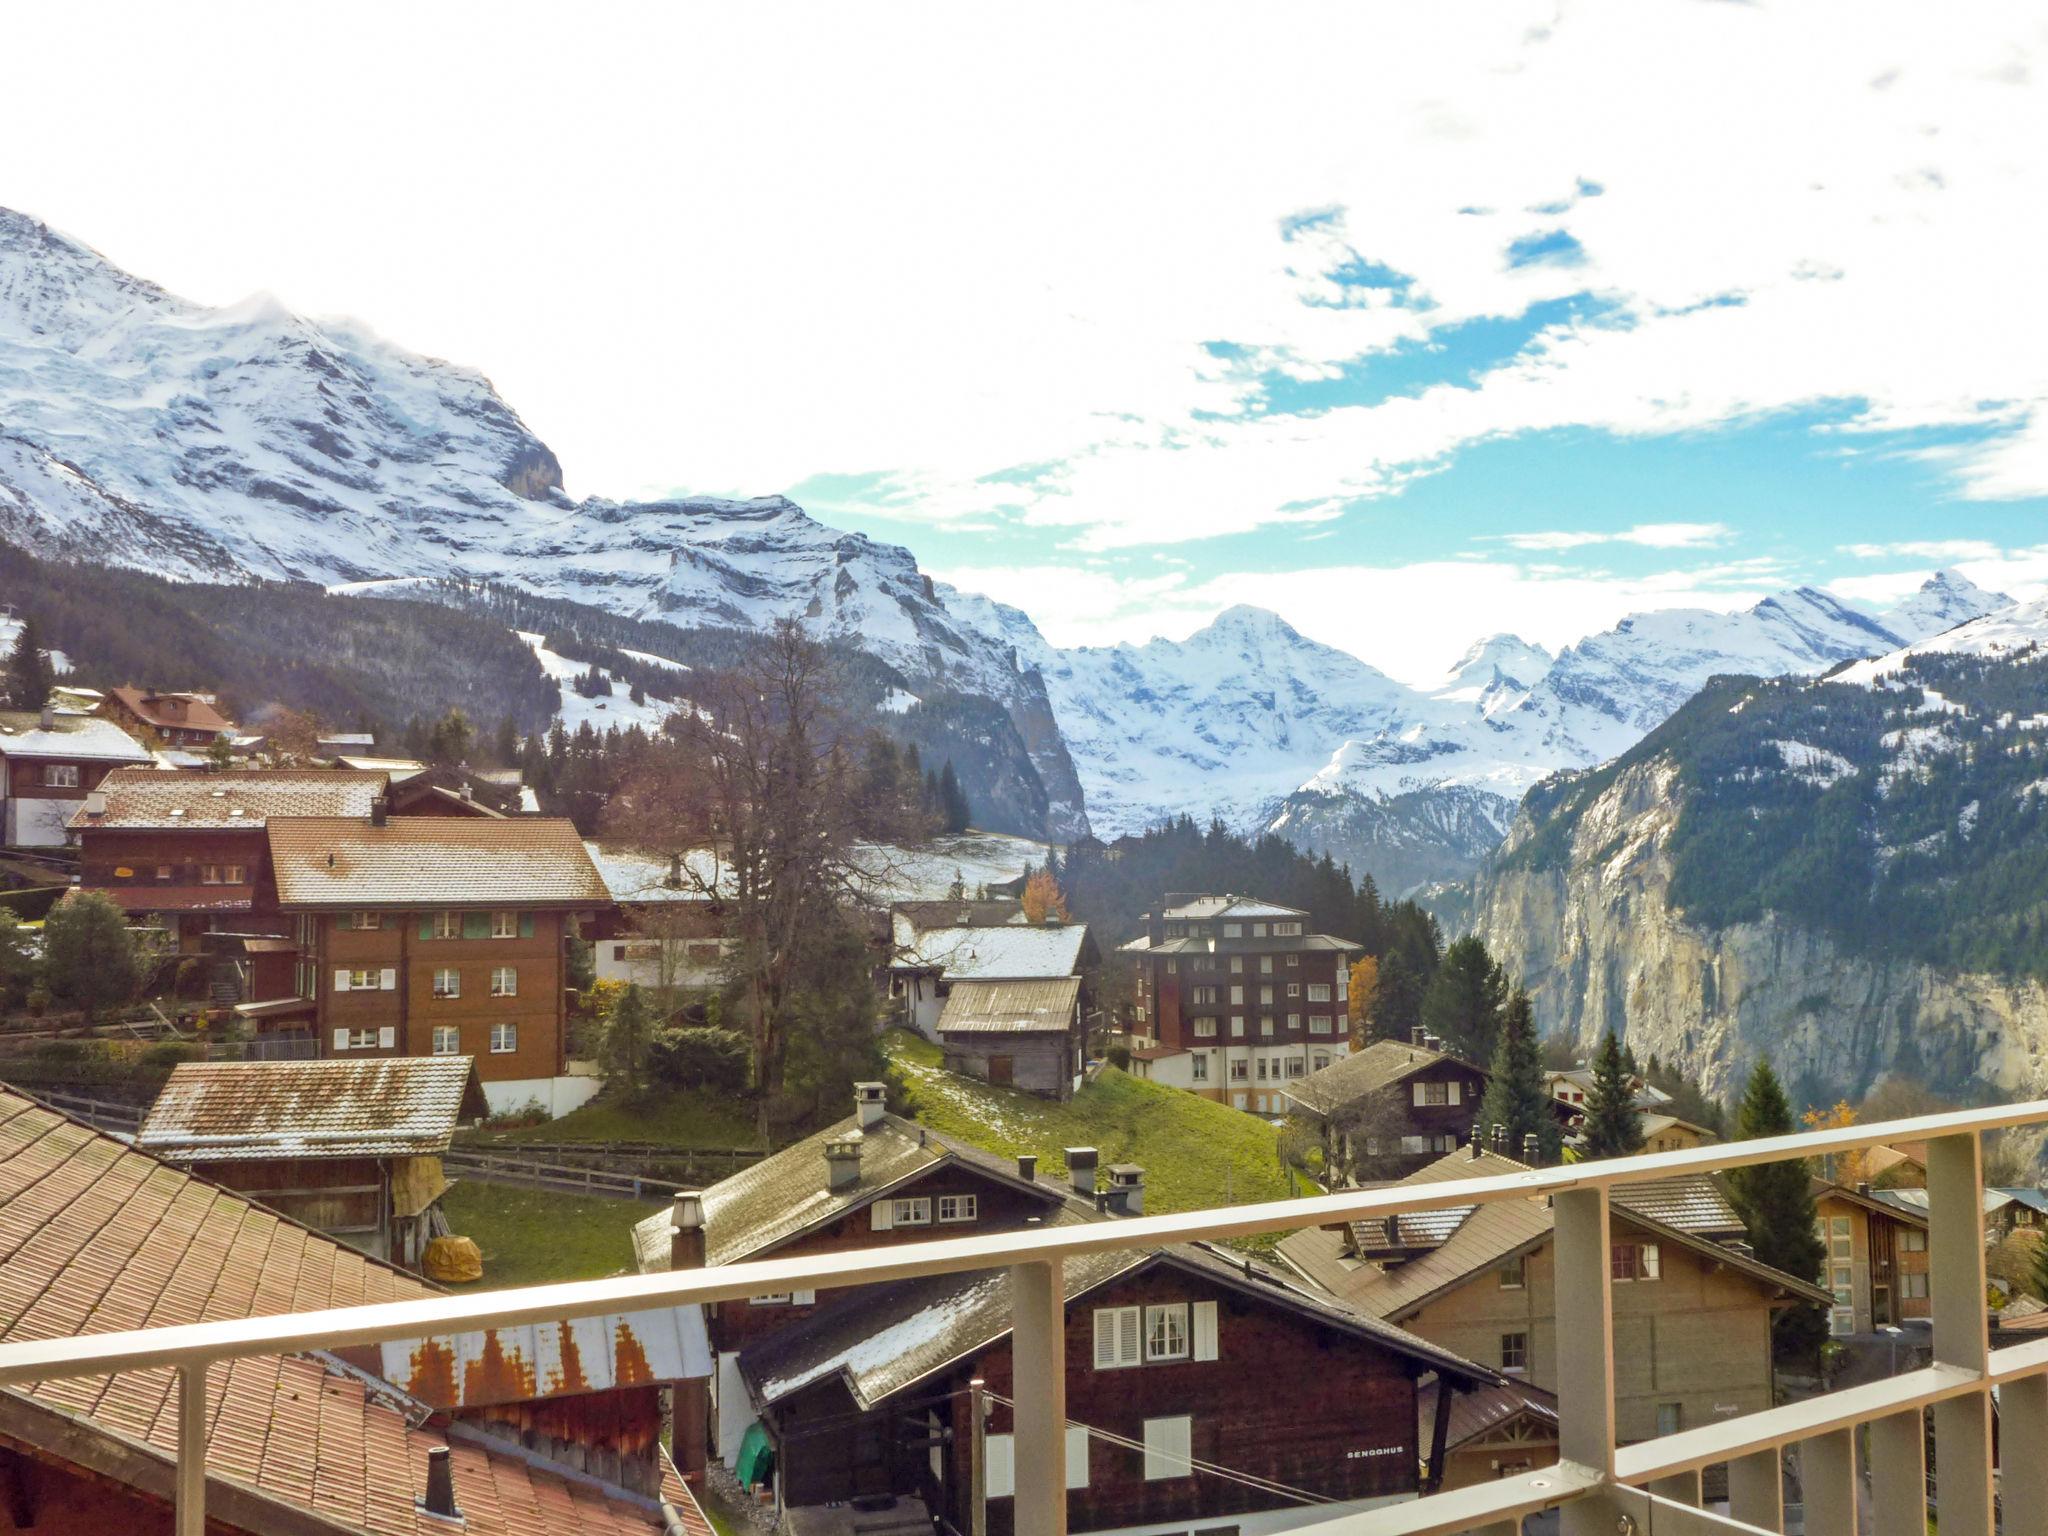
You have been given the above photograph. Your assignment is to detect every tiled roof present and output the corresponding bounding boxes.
[138,1059,490,1161]
[270,817,610,908]
[1156,893,1311,922]
[105,685,234,734]
[1276,1148,1831,1320]
[739,1231,1497,1413]
[894,921,1087,979]
[632,1111,1069,1273]
[894,900,1028,932]
[72,767,388,829]
[1282,1039,1477,1115]
[0,1087,696,1535]
[936,977,1080,1035]
[0,710,152,763]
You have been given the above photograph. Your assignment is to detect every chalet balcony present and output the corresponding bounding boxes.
[0,1101,2041,1536]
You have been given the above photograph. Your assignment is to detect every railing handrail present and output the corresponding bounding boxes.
[0,1096,2037,1388]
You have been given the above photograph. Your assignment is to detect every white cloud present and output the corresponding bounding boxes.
[1495,522,1732,552]
[3,0,2043,558]
[1839,540,2004,561]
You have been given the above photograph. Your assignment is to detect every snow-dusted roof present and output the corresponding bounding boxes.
[72,767,388,828]
[0,710,151,763]
[137,1057,487,1161]
[898,922,1087,980]
[271,817,609,907]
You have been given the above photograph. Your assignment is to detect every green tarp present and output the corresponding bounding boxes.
[735,1419,773,1488]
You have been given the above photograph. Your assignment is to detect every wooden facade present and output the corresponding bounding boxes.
[307,908,572,1085]
[1814,1184,1931,1335]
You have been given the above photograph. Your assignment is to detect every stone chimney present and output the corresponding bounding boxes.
[668,1190,705,1270]
[855,1081,887,1129]
[369,794,389,828]
[420,1445,460,1521]
[1017,1153,1038,1184]
[1411,1027,1426,1047]
[825,1132,863,1192]
[1107,1164,1146,1216]
[1065,1146,1098,1198]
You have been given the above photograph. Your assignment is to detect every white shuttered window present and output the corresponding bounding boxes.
[1092,1306,1142,1369]
[1143,1415,1191,1480]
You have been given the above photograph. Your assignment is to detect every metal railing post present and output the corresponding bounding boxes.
[1926,1132,1993,1536]
[1649,1469,1702,1506]
[1727,1448,1781,1532]
[1866,1409,1928,1536]
[2004,1376,2048,1536]
[1553,1185,1615,1536]
[175,1361,207,1536]
[1799,1428,1854,1536]
[1011,1259,1066,1536]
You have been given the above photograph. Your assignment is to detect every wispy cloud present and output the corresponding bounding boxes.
[1839,539,2004,562]
[1493,522,1733,552]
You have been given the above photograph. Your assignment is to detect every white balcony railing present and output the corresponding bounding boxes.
[0,1099,2045,1536]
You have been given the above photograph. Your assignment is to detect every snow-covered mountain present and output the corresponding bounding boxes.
[1262,574,2012,893]
[0,207,1087,835]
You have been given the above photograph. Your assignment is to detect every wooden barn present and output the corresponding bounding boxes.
[136,1055,488,1268]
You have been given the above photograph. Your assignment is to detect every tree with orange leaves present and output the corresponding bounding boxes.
[1020,868,1071,924]
[1347,954,1379,1044]
[1803,1100,1866,1188]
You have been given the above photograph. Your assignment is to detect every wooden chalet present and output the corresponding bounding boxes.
[136,1056,490,1269]
[935,975,1082,1098]
[265,813,611,1114]
[0,1083,715,1534]
[631,1086,1498,1532]
[1281,1033,1493,1178]
[1277,1145,1828,1446]
[97,685,237,750]
[0,705,150,848]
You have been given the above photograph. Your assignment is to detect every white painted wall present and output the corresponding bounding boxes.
[480,1074,603,1119]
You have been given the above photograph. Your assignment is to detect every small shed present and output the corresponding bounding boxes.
[935,976,1081,1098]
[137,1056,488,1269]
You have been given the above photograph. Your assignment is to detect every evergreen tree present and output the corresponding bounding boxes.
[1580,1031,1647,1159]
[598,982,656,1097]
[1,616,54,710]
[1726,1059,1827,1356]
[428,707,475,765]
[492,716,520,766]
[938,761,971,833]
[1476,991,1561,1164]
[1419,935,1510,1061]
[1373,948,1428,1041]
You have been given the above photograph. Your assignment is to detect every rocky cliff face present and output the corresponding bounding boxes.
[1474,758,2048,1103]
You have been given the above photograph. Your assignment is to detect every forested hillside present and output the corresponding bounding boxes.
[1501,646,2048,979]
[0,541,557,735]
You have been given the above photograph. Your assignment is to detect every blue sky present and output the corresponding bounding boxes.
[9,2,2045,681]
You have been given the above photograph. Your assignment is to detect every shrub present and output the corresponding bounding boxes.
[1105,1043,1131,1070]
[648,1027,750,1094]
[138,1042,203,1069]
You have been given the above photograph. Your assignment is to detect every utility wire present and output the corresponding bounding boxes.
[985,1389,1340,1506]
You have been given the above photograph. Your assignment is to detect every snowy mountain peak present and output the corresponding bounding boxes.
[1877,569,2013,644]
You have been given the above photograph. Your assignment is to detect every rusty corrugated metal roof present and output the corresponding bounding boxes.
[269,816,610,908]
[138,1058,490,1161]
[379,1306,711,1410]
[0,1085,703,1535]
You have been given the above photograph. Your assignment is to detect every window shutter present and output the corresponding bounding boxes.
[1117,1305,1141,1367]
[1065,1424,1089,1490]
[418,915,434,941]
[1642,1243,1660,1280]
[792,1289,815,1305]
[1448,1080,1462,1106]
[870,1200,894,1232]
[380,967,398,990]
[1191,1300,1218,1362]
[1411,1082,1425,1106]
[332,1029,349,1051]
[985,1433,1015,1499]
[1093,1310,1116,1369]
[464,912,490,940]
[520,911,535,939]
[1142,1415,1191,1481]
[378,1026,396,1048]
[333,969,350,992]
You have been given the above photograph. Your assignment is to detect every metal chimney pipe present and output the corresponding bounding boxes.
[669,1190,705,1271]
[422,1445,460,1519]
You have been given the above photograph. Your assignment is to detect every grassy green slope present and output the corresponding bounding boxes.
[883,1030,1309,1247]
[440,1181,663,1290]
